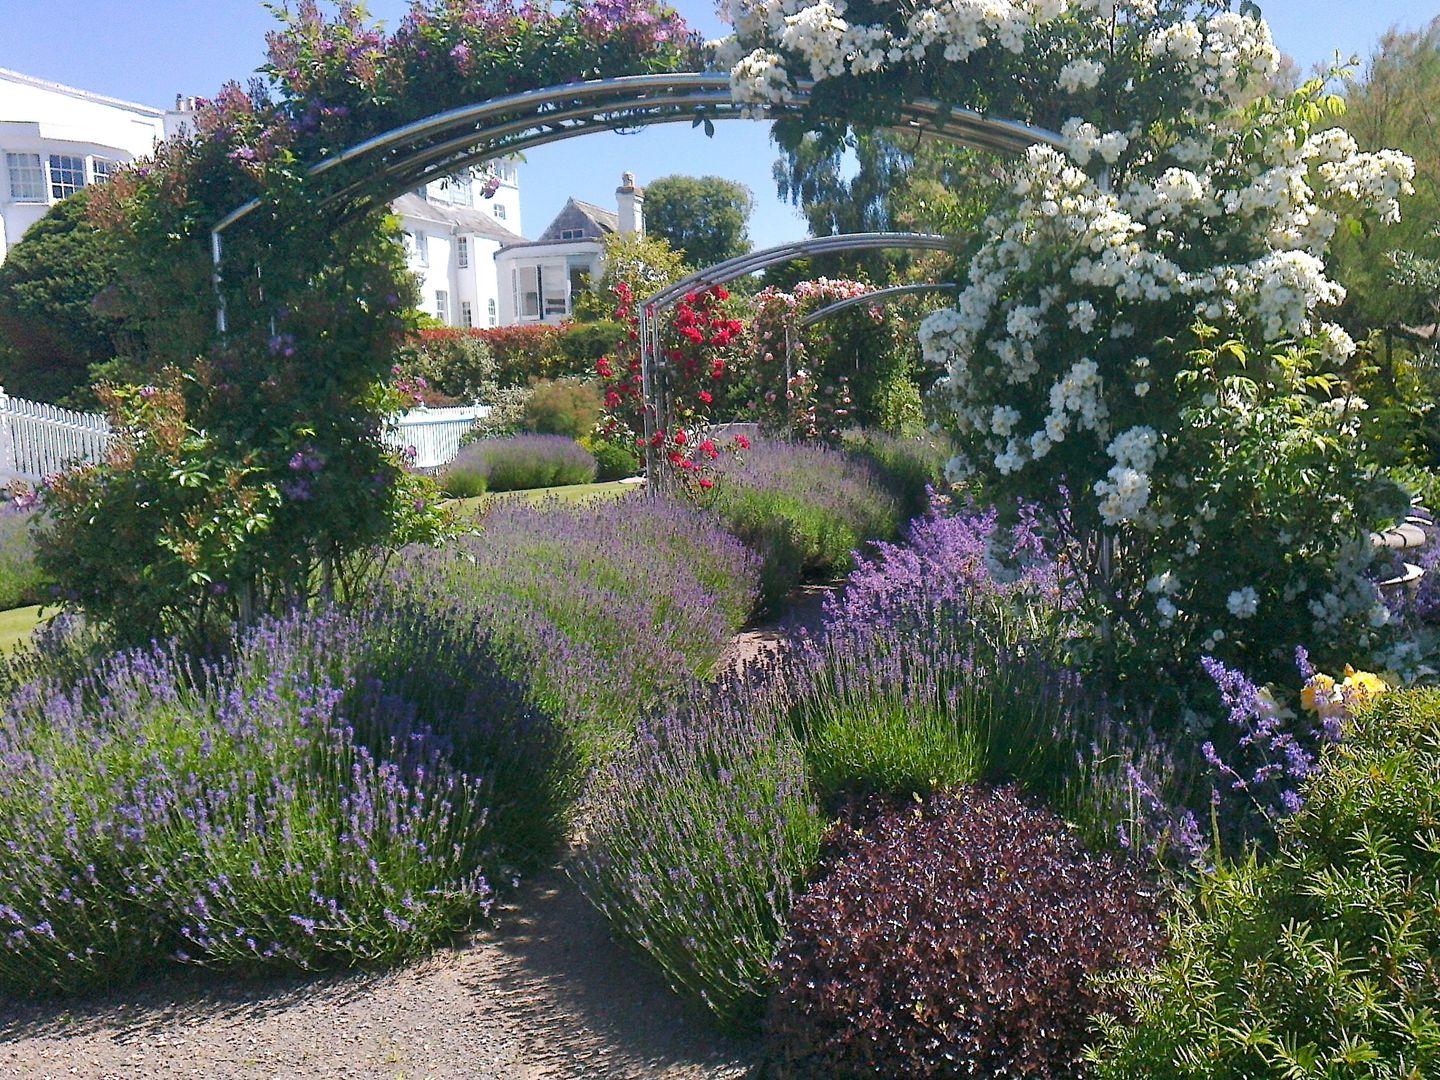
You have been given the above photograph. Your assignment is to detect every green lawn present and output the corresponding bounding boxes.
[447,480,638,517]
[0,604,45,654]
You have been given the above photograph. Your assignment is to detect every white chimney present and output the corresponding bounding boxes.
[616,171,644,237]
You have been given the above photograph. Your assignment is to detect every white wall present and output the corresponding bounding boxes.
[0,69,166,261]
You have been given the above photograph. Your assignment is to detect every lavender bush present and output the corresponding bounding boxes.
[0,603,559,998]
[701,438,904,610]
[388,494,760,761]
[442,434,596,496]
[573,682,826,1030]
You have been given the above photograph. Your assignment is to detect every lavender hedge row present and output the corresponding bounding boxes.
[441,434,596,497]
[387,494,760,762]
[701,438,904,610]
[0,603,562,998]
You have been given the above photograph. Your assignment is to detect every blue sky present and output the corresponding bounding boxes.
[1,0,1435,245]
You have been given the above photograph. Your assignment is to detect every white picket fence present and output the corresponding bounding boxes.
[0,389,113,485]
[0,388,487,484]
[382,405,491,469]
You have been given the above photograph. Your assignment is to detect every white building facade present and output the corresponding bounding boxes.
[393,163,524,329]
[0,68,172,264]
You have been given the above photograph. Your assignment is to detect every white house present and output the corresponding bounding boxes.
[494,172,645,325]
[394,163,525,328]
[0,68,173,263]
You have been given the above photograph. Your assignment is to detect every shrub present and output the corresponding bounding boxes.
[702,437,903,610]
[573,685,825,1031]
[476,325,567,386]
[521,378,602,439]
[581,434,641,481]
[444,434,596,493]
[394,330,498,403]
[0,602,564,998]
[558,320,628,372]
[1087,687,1440,1079]
[766,786,1165,1079]
[0,501,50,611]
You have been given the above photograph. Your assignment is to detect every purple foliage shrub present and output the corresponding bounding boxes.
[765,786,1166,1078]
[0,602,557,998]
[442,434,596,495]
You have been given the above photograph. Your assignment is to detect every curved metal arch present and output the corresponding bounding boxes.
[798,282,958,328]
[212,72,1064,237]
[637,233,964,487]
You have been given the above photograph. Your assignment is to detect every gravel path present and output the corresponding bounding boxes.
[0,866,758,1079]
[0,591,838,1078]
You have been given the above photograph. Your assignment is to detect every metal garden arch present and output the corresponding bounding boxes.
[635,237,964,480]
[208,70,1064,479]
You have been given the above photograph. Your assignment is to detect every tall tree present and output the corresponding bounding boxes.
[1330,18,1440,333]
[642,175,753,270]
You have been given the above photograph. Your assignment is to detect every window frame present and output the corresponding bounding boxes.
[47,154,86,200]
[6,153,45,202]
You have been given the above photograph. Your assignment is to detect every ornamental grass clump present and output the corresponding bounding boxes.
[1088,687,1440,1078]
[573,683,826,1031]
[765,786,1166,1079]
[441,434,597,495]
[0,602,559,998]
[702,437,902,610]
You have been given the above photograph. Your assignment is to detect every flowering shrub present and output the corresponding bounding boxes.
[922,83,1414,687]
[574,684,825,1030]
[39,373,449,646]
[765,786,1165,1079]
[0,601,562,997]
[595,281,746,489]
[1088,687,1440,1078]
[700,436,903,608]
[442,434,597,495]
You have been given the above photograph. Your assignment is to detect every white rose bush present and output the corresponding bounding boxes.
[718,0,1418,688]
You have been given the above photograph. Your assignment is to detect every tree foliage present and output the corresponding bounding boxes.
[642,174,753,269]
[1331,17,1440,332]
[0,192,122,406]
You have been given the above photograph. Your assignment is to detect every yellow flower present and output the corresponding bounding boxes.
[1300,673,1335,714]
[1341,666,1388,703]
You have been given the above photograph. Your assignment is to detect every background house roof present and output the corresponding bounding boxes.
[392,192,525,245]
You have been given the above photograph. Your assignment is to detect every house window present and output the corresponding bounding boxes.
[487,298,498,326]
[558,228,585,240]
[460,300,474,328]
[456,236,469,269]
[48,155,86,199]
[435,290,450,323]
[519,266,541,319]
[90,158,117,184]
[493,203,507,220]
[6,154,44,201]
[415,232,429,266]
